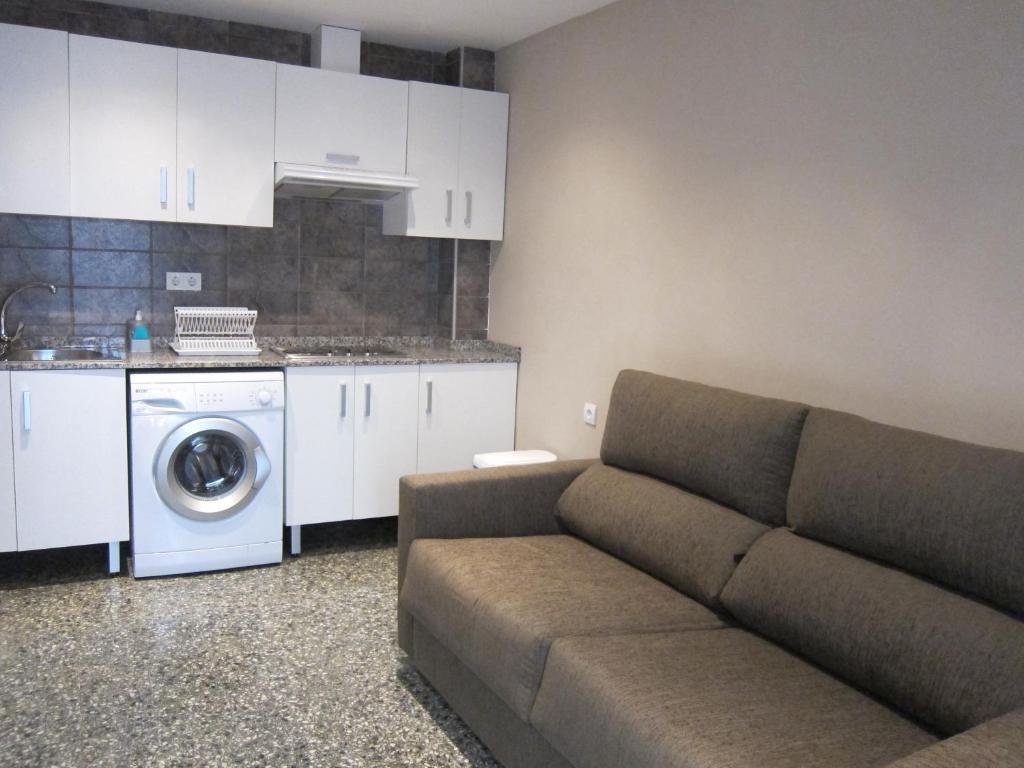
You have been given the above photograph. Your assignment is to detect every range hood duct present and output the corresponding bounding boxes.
[273,25,419,203]
[311,25,360,73]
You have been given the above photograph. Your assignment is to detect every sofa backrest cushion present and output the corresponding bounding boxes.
[556,463,769,608]
[788,408,1024,617]
[721,529,1024,735]
[601,371,808,526]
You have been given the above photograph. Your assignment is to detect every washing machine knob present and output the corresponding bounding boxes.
[256,389,273,406]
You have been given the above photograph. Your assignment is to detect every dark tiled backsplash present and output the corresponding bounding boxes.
[0,201,457,339]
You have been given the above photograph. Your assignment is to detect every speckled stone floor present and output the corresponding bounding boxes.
[0,520,501,768]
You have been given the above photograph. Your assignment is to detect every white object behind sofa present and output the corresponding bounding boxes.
[473,449,557,468]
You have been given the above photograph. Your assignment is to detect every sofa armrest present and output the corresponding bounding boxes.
[398,459,596,586]
[884,708,1024,767]
[396,459,596,652]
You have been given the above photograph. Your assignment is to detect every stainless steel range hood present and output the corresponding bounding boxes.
[274,163,418,202]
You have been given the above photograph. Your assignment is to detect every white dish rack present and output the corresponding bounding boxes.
[170,307,260,356]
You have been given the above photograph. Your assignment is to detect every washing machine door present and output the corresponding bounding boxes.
[154,417,271,521]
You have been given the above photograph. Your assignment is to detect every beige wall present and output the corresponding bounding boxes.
[491,0,1024,458]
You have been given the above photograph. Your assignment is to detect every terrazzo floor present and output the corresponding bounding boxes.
[0,520,502,768]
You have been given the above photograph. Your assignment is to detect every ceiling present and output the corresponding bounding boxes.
[100,0,619,52]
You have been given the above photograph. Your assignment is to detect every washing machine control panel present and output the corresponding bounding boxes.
[131,375,284,414]
[195,381,283,412]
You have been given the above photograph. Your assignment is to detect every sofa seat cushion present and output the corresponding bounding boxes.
[400,535,725,721]
[556,463,769,608]
[531,629,937,768]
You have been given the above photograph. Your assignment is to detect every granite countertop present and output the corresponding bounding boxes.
[0,336,520,371]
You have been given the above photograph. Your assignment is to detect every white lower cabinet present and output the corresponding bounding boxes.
[284,362,517,539]
[285,366,356,527]
[353,366,419,520]
[8,369,128,556]
[417,363,517,473]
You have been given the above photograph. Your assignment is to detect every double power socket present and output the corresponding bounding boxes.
[165,272,202,291]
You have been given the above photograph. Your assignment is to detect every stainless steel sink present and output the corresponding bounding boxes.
[5,347,114,362]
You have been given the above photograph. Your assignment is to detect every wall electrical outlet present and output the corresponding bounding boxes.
[166,271,202,291]
[583,402,598,427]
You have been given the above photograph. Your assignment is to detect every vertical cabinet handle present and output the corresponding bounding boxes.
[445,189,453,226]
[187,167,196,209]
[465,191,473,226]
[21,391,31,431]
[364,382,372,418]
[426,379,433,414]
[340,382,347,418]
[159,167,168,206]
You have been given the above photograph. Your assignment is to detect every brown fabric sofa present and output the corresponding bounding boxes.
[398,370,1024,768]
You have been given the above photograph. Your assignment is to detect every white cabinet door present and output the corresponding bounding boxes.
[276,65,408,174]
[284,366,355,526]
[383,85,509,241]
[457,89,509,241]
[417,363,517,474]
[11,369,128,551]
[0,24,70,217]
[177,49,276,227]
[69,35,177,221]
[0,372,15,552]
[353,366,419,520]
[382,82,461,239]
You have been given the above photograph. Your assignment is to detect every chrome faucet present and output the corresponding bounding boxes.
[0,282,57,357]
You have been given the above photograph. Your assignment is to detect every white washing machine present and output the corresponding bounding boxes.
[129,370,284,578]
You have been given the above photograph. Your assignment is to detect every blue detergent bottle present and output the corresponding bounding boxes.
[129,309,151,354]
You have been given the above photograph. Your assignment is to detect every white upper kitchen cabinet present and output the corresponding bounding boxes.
[284,367,356,526]
[276,64,408,174]
[11,369,128,552]
[384,84,509,241]
[353,366,419,520]
[69,35,177,221]
[0,372,16,552]
[458,89,509,241]
[382,82,462,239]
[0,24,70,216]
[177,49,276,227]
[417,363,517,474]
